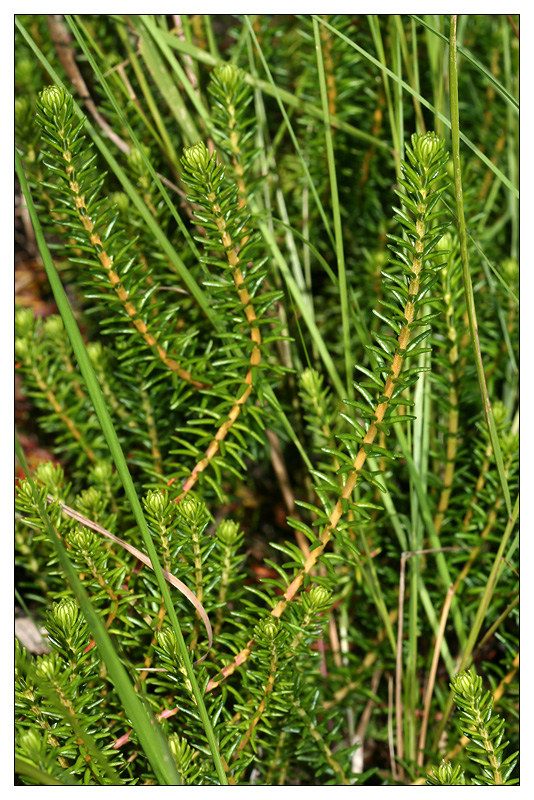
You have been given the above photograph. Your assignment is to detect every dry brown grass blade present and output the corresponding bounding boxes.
[47,495,213,663]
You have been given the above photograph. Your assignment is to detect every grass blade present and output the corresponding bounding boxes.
[411,14,519,114]
[314,15,518,199]
[313,17,352,397]
[449,15,512,517]
[15,757,69,787]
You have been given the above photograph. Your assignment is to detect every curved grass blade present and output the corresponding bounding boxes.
[313,16,352,398]
[157,26,390,150]
[50,496,213,663]
[244,15,335,250]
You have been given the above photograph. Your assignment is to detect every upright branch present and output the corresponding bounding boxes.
[208,64,253,209]
[274,132,450,616]
[170,142,265,501]
[35,86,207,389]
[207,131,450,689]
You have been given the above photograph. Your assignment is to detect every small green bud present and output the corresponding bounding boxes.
[52,599,79,635]
[15,307,35,335]
[15,97,32,127]
[18,728,43,760]
[42,315,65,340]
[182,142,211,172]
[77,486,102,514]
[144,489,169,519]
[214,63,243,90]
[300,367,321,397]
[255,618,280,643]
[263,621,279,640]
[307,584,331,610]
[110,191,130,216]
[177,496,206,527]
[157,628,178,657]
[16,59,34,86]
[15,337,29,362]
[86,342,104,367]
[411,131,443,167]
[501,257,518,284]
[436,760,454,784]
[492,400,508,427]
[35,462,64,493]
[66,527,98,552]
[169,733,193,766]
[431,759,465,785]
[127,147,146,171]
[502,431,519,460]
[89,460,114,486]
[451,668,479,699]
[17,479,34,500]
[216,519,241,545]
[39,85,70,117]
[35,653,61,682]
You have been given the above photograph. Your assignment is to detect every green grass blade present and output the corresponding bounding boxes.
[449,15,512,518]
[158,26,390,150]
[430,493,519,755]
[70,13,169,158]
[253,211,345,400]
[367,15,401,176]
[115,19,182,171]
[141,15,212,130]
[314,15,518,199]
[394,424,466,648]
[15,757,70,786]
[63,15,206,272]
[313,17,352,397]
[394,15,426,133]
[132,16,201,144]
[411,14,519,114]
[244,15,335,250]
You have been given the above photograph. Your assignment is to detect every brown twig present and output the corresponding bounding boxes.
[387,674,398,782]
[417,584,454,766]
[507,15,519,40]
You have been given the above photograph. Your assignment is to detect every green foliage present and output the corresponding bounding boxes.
[427,667,518,785]
[15,14,518,787]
